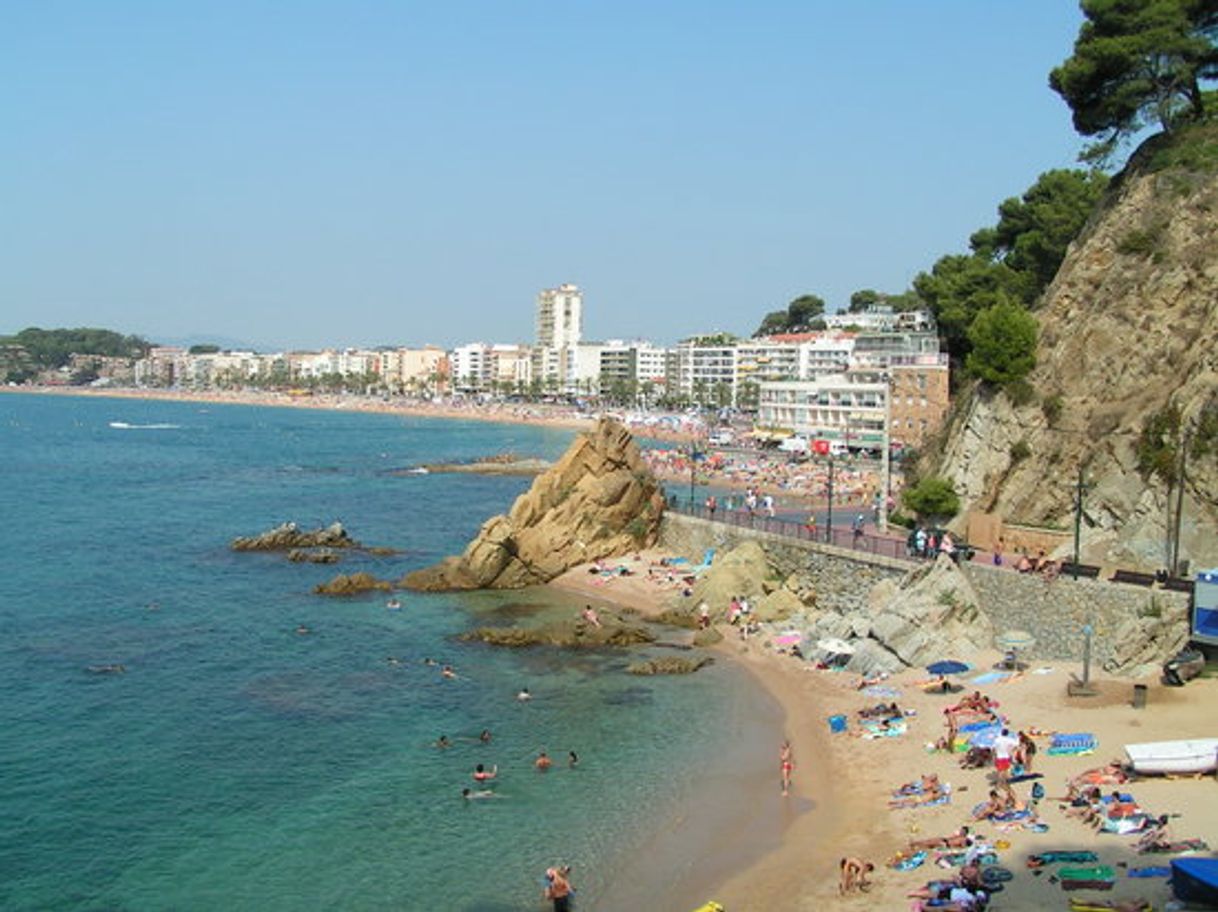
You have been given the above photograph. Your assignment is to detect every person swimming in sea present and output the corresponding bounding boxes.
[434,735,451,749]
[473,763,497,782]
[461,788,501,800]
[568,750,579,768]
[517,687,532,701]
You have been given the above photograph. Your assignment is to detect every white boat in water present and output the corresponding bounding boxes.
[1124,738,1218,775]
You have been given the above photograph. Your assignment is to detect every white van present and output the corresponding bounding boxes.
[828,441,850,457]
[708,429,734,447]
[779,435,810,455]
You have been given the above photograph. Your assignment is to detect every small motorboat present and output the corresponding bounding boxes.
[386,599,402,610]
[1124,738,1218,775]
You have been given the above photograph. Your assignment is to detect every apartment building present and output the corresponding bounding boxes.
[532,283,583,392]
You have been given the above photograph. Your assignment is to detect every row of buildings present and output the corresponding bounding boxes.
[49,283,950,450]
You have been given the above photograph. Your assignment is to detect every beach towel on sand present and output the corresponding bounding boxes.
[1059,865,1116,891]
[1048,733,1097,756]
[890,851,928,871]
[1126,865,1171,878]
[1027,851,1098,868]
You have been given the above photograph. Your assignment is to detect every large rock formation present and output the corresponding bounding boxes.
[403,419,665,590]
[933,124,1218,570]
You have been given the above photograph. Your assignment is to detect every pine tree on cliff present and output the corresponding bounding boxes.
[1050,0,1218,163]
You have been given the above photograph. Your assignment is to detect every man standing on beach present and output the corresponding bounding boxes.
[992,728,1019,781]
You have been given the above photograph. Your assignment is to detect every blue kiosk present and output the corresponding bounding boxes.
[1194,568,1218,645]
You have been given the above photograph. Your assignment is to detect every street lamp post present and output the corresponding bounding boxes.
[825,451,835,544]
[878,374,892,533]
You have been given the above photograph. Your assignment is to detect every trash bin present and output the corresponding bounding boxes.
[1132,684,1148,709]
[828,714,848,733]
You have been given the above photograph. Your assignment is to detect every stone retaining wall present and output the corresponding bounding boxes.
[660,513,1190,665]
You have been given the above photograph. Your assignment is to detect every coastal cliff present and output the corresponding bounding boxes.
[935,125,1218,570]
[403,418,665,590]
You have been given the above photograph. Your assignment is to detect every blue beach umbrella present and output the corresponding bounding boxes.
[926,660,970,676]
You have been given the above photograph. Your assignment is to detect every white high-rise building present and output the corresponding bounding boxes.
[533,283,583,392]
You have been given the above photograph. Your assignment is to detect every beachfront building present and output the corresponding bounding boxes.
[133,346,186,387]
[756,375,889,451]
[450,343,531,394]
[596,340,669,404]
[532,283,583,393]
[375,346,449,394]
[824,304,936,334]
[667,335,739,407]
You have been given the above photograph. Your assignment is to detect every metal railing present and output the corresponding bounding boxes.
[667,497,915,562]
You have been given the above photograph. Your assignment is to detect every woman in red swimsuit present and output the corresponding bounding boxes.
[780,740,795,796]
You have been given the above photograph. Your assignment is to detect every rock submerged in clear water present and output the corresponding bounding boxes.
[626,656,713,675]
[312,572,394,596]
[287,548,341,564]
[460,618,656,648]
[233,521,359,552]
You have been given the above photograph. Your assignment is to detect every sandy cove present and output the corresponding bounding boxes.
[550,553,1218,911]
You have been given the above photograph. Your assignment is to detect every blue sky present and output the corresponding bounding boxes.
[1,1,1088,350]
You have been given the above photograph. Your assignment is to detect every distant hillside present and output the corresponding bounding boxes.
[932,122,1218,571]
[1,327,150,369]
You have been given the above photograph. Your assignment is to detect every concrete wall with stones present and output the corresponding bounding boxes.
[958,562,1189,664]
[661,513,1190,663]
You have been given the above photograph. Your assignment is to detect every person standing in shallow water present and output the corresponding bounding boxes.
[543,866,573,912]
[780,739,795,796]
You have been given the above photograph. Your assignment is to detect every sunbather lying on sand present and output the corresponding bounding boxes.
[894,774,940,796]
[948,691,995,714]
[1069,763,1128,789]
[858,701,902,720]
[890,780,949,809]
[910,826,972,850]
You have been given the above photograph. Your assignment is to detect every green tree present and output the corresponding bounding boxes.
[965,299,1039,385]
[753,295,826,336]
[914,255,1021,363]
[901,477,960,520]
[786,294,826,327]
[970,169,1108,298]
[849,289,881,313]
[1049,0,1218,160]
[188,344,221,354]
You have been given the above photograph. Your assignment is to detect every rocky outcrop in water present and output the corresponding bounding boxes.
[626,656,712,675]
[460,618,655,648]
[313,572,393,596]
[233,522,358,552]
[403,419,665,591]
[288,548,341,564]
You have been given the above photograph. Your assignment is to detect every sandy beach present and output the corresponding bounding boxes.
[550,553,1218,911]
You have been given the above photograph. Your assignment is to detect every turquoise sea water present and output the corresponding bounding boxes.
[0,394,777,911]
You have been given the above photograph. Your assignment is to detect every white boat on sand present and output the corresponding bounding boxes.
[1124,738,1218,775]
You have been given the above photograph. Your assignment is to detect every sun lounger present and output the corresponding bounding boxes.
[1048,733,1097,756]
